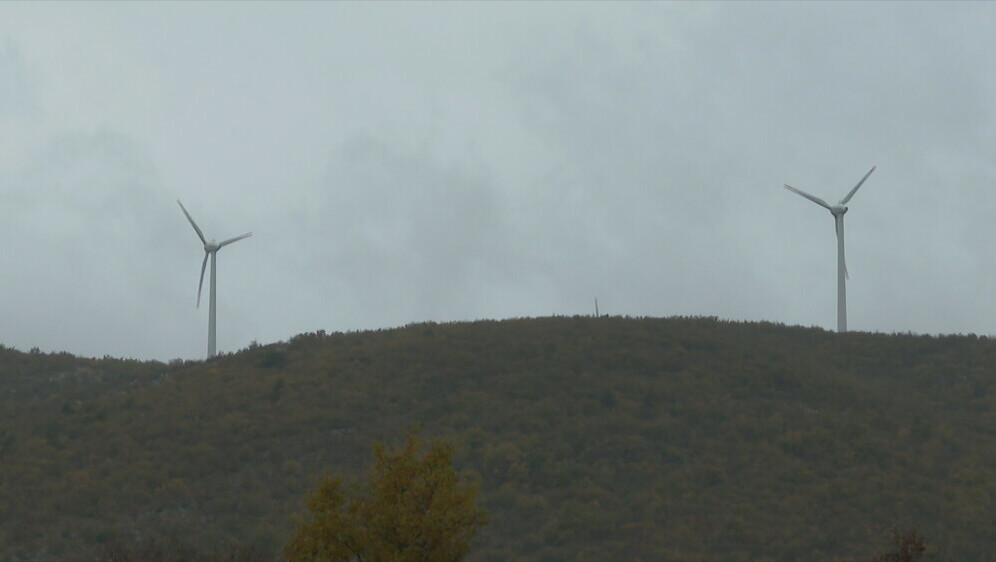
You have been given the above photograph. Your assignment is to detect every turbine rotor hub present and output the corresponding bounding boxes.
[204,241,219,252]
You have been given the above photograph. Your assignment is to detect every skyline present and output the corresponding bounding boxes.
[1,2,994,360]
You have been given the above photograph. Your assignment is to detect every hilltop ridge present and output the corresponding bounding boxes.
[1,316,994,561]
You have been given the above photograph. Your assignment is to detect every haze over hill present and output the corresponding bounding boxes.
[2,316,994,561]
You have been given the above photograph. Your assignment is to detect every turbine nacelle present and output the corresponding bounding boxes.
[204,241,220,252]
[830,205,848,217]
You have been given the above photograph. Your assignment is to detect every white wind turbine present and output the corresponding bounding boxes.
[178,200,252,358]
[784,166,876,333]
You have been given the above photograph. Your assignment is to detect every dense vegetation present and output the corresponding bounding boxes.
[285,428,487,562]
[1,316,995,561]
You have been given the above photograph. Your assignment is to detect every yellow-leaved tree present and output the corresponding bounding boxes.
[285,429,488,562]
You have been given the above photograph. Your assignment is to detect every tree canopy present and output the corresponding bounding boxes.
[2,316,996,560]
[285,429,488,562]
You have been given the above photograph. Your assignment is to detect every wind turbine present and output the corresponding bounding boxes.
[784,166,875,333]
[177,200,252,358]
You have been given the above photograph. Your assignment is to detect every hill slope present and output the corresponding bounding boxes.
[2,317,995,561]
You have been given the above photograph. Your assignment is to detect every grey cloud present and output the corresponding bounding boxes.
[496,2,996,331]
[499,13,784,317]
[0,39,37,119]
[1,3,995,360]
[1,130,197,359]
[289,135,520,326]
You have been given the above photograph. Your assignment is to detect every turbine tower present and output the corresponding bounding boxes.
[784,166,875,333]
[178,200,252,358]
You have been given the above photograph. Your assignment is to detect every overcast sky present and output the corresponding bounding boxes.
[1,2,994,360]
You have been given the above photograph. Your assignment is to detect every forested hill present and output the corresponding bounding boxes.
[2,316,995,561]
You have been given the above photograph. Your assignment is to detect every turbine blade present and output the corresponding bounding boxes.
[177,200,207,245]
[218,232,253,248]
[784,184,832,210]
[197,252,208,308]
[839,165,876,205]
